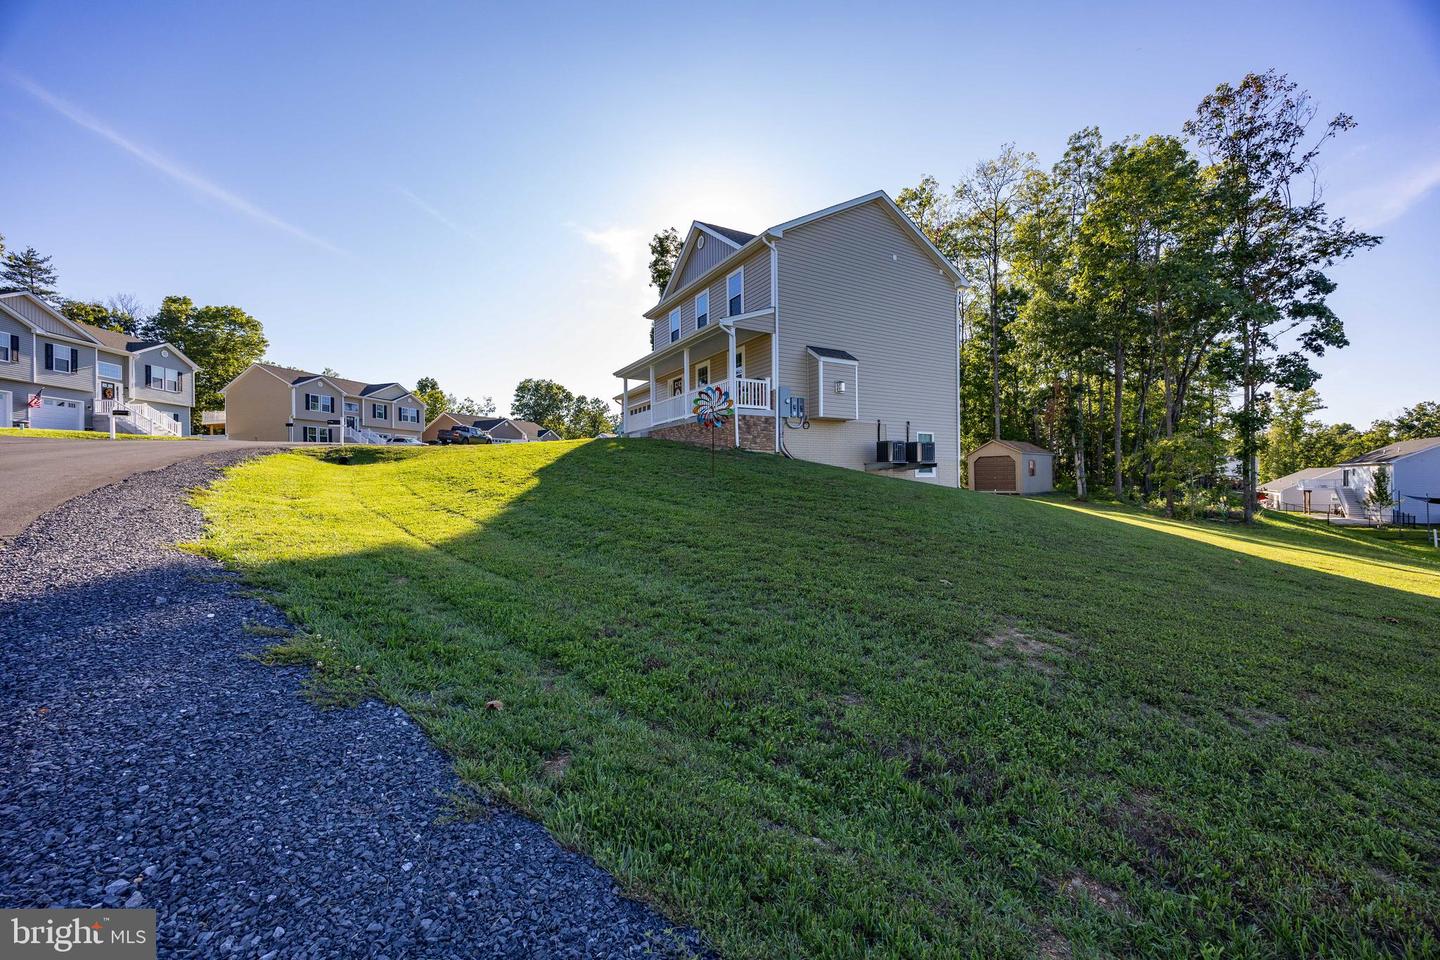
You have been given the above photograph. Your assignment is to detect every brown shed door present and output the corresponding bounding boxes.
[974,455,1016,491]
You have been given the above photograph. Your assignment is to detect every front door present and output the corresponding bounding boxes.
[345,415,358,432]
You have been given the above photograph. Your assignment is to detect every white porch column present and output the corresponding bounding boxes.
[729,327,738,447]
[682,346,690,392]
[620,376,628,435]
[648,365,656,409]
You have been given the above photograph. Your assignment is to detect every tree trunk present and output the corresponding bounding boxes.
[1242,323,1256,523]
[1113,337,1125,497]
[990,306,1002,440]
[1074,382,1088,500]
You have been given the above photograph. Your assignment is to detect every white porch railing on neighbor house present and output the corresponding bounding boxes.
[626,377,771,433]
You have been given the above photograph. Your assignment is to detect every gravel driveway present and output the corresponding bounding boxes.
[0,451,705,959]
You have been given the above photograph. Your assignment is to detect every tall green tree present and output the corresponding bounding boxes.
[1393,401,1440,440]
[1185,70,1381,520]
[142,296,268,430]
[1,246,60,303]
[1259,388,1327,481]
[896,175,961,260]
[953,145,1035,440]
[648,227,681,292]
[511,378,575,435]
[61,295,145,335]
[566,396,618,438]
[413,376,448,423]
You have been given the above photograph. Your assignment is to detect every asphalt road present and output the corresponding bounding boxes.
[0,437,284,540]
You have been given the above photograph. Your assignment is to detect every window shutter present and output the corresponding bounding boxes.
[8,334,18,360]
[70,348,79,372]
[145,364,152,386]
[44,343,53,370]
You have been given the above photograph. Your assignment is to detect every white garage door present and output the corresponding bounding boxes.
[31,397,84,430]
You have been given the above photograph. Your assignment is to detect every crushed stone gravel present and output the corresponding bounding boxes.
[0,451,707,958]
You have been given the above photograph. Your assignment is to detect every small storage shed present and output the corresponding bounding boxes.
[967,439,1054,494]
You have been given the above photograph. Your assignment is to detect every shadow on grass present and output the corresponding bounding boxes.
[192,439,1440,960]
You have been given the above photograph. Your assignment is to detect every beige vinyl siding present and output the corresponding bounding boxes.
[652,246,774,348]
[1,295,75,336]
[390,394,425,435]
[672,232,734,291]
[296,382,345,424]
[130,345,195,407]
[35,338,96,391]
[775,199,960,485]
[362,397,393,428]
[683,331,772,389]
[0,311,33,384]
[224,366,291,441]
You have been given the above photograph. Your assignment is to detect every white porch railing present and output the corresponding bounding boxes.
[626,377,770,433]
[97,397,182,436]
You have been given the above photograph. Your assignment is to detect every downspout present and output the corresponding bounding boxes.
[762,234,780,453]
[954,287,964,488]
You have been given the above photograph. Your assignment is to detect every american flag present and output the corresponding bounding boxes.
[28,389,43,409]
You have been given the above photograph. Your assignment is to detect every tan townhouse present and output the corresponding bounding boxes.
[221,362,425,443]
[613,191,966,485]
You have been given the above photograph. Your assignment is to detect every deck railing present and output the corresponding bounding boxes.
[626,377,770,433]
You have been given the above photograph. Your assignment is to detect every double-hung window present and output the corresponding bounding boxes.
[302,426,333,443]
[695,290,709,329]
[305,393,334,413]
[98,359,123,380]
[669,308,680,343]
[398,406,420,424]
[148,364,181,392]
[371,403,388,420]
[726,268,744,316]
[52,348,72,373]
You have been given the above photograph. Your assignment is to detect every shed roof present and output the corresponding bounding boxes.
[1259,466,1341,490]
[806,345,859,362]
[971,438,1054,457]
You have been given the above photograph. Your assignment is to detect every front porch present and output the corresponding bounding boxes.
[615,316,775,450]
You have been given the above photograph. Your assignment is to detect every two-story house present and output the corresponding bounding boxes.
[613,191,966,485]
[0,290,196,435]
[221,362,425,443]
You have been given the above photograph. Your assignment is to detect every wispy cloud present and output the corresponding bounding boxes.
[1339,156,1440,229]
[7,72,343,254]
[396,187,476,239]
[572,223,648,282]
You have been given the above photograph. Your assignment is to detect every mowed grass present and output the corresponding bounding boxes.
[0,427,200,440]
[193,440,1440,959]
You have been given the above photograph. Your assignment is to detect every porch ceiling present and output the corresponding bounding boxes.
[613,310,774,380]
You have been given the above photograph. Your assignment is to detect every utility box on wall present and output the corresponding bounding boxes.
[806,346,859,421]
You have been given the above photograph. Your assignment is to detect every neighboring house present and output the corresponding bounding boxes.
[221,362,425,443]
[472,417,561,442]
[1259,467,1342,512]
[1334,437,1440,520]
[966,439,1055,494]
[422,412,468,443]
[612,190,966,485]
[0,290,195,435]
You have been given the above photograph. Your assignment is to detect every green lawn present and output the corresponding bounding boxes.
[193,440,1440,959]
[0,427,200,440]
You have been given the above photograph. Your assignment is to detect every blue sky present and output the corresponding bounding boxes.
[1,0,1436,423]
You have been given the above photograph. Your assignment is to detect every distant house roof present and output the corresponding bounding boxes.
[472,417,508,431]
[806,346,859,362]
[508,419,557,440]
[73,323,162,354]
[1342,437,1440,465]
[975,439,1053,457]
[246,362,413,399]
[1259,466,1341,490]
[696,222,755,246]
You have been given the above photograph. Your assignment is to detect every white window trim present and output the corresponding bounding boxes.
[726,267,744,317]
[669,308,681,343]
[695,361,710,386]
[734,344,746,379]
[0,345,10,363]
[53,353,72,373]
[398,405,420,424]
[695,290,709,329]
[372,402,389,420]
[98,359,123,380]
[915,431,936,478]
[344,400,360,414]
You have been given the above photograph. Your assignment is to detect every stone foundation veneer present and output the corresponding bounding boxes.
[644,414,774,453]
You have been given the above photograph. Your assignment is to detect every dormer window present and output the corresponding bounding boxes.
[669,308,680,343]
[695,290,708,329]
[727,268,744,316]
